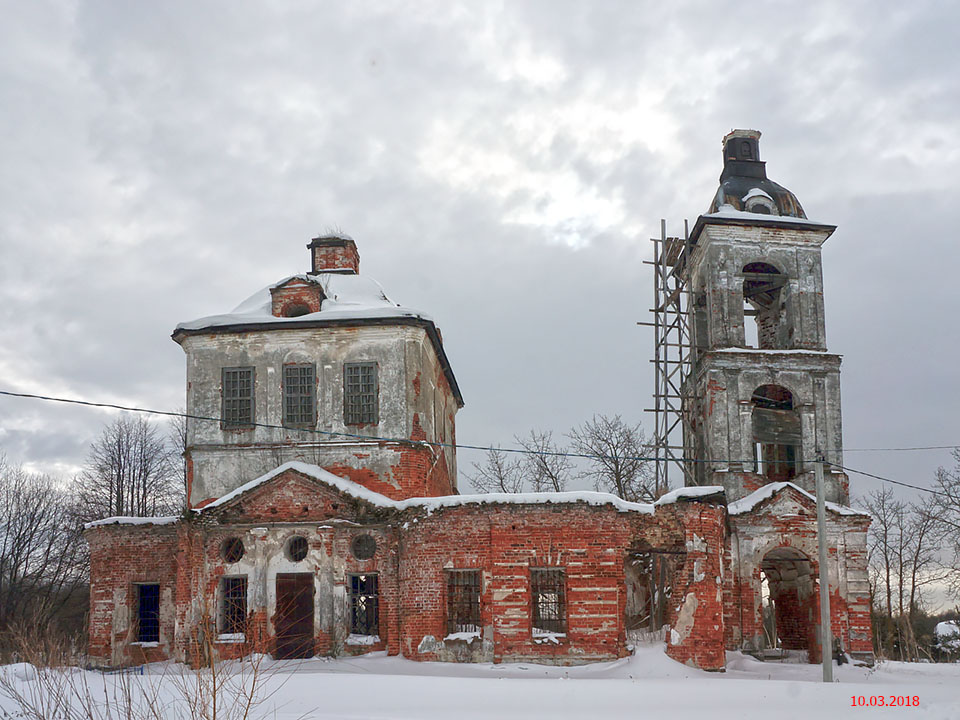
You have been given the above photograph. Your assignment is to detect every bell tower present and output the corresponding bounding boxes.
[682,129,848,503]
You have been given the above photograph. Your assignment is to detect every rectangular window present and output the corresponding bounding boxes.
[446,569,482,635]
[348,574,379,636]
[222,367,254,428]
[219,576,247,636]
[283,364,316,426]
[343,362,378,425]
[136,583,160,643]
[531,568,566,635]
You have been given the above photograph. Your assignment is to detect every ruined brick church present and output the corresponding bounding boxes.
[86,131,873,670]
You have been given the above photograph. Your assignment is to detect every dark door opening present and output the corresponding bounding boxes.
[274,573,314,659]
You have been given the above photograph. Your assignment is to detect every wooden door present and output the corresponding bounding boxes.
[274,573,314,659]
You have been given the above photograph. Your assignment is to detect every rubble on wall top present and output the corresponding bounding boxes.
[83,515,180,530]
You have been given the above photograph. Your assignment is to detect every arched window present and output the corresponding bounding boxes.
[282,303,311,318]
[751,384,800,480]
[742,262,787,349]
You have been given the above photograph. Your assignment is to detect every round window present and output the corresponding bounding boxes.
[350,534,377,560]
[221,537,245,564]
[287,535,309,562]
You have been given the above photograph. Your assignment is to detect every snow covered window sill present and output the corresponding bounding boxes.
[215,633,246,644]
[129,641,160,648]
[345,633,381,646]
[443,631,481,643]
[532,632,567,645]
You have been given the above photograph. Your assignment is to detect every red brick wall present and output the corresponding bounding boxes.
[87,483,729,671]
[662,503,727,670]
[86,524,179,667]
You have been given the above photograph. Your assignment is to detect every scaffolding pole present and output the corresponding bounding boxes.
[643,219,694,493]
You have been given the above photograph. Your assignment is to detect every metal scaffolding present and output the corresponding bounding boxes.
[642,220,693,493]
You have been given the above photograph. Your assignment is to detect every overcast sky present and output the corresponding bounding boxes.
[1,1,957,507]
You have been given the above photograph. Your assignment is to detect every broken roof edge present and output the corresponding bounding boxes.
[727,481,869,518]
[84,515,181,530]
[196,461,726,517]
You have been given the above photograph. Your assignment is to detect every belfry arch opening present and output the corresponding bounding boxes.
[758,547,820,662]
[751,384,800,481]
[742,262,788,349]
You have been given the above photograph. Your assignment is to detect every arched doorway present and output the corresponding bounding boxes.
[759,547,820,662]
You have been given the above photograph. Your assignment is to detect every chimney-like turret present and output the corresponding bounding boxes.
[307,235,360,275]
[720,129,766,182]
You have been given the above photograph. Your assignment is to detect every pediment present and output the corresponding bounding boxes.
[201,466,395,525]
[750,485,815,517]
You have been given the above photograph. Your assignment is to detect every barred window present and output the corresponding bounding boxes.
[344,362,378,425]
[283,364,316,426]
[446,570,481,635]
[222,367,254,428]
[220,576,247,636]
[135,583,160,643]
[348,574,379,636]
[531,568,566,635]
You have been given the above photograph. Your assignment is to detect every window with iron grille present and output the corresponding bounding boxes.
[445,570,482,635]
[135,584,160,643]
[220,576,247,636]
[531,568,566,635]
[283,364,316,426]
[348,574,379,636]
[222,367,254,428]
[343,362,378,425]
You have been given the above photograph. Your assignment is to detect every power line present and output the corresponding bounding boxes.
[825,461,949,498]
[0,389,645,463]
[1,389,955,499]
[844,445,958,452]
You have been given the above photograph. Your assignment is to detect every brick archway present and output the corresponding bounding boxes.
[759,546,821,662]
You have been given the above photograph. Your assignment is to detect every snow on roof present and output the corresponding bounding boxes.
[84,515,180,530]
[175,273,432,332]
[936,621,959,639]
[200,461,396,511]
[198,461,726,517]
[705,206,831,226]
[741,188,773,202]
[727,482,869,517]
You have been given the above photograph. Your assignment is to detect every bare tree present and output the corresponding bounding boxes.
[864,488,901,657]
[931,450,960,598]
[467,446,524,493]
[77,414,183,522]
[169,407,189,497]
[0,455,87,640]
[864,487,949,661]
[568,415,655,501]
[515,430,573,493]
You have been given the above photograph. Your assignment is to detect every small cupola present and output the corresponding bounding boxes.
[270,276,324,317]
[308,234,360,275]
[720,129,765,182]
[709,129,807,218]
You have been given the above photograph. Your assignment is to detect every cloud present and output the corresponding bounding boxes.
[0,1,957,506]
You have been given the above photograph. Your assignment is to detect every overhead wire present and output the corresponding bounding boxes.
[0,388,955,498]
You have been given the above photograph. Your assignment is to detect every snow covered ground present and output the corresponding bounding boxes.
[2,647,959,719]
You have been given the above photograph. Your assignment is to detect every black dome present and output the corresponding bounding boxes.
[707,130,806,219]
